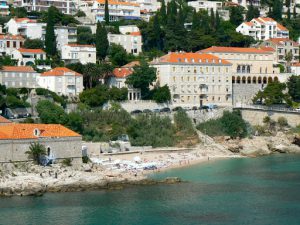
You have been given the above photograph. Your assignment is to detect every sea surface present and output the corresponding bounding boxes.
[1,154,300,225]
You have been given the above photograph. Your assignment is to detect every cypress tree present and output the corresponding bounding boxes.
[45,6,56,56]
[192,10,201,31]
[153,14,163,50]
[272,0,283,21]
[293,6,296,18]
[286,0,291,7]
[210,8,215,29]
[216,10,220,30]
[287,8,291,20]
[104,0,109,25]
[96,22,109,61]
[160,0,167,26]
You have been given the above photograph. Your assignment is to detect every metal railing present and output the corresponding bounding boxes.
[234,104,300,113]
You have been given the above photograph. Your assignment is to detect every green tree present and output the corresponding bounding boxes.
[159,0,167,26]
[220,110,248,138]
[77,26,95,45]
[253,81,292,106]
[66,112,84,133]
[229,6,244,26]
[152,85,171,103]
[45,6,57,56]
[109,87,128,101]
[79,85,109,107]
[96,22,109,61]
[36,100,68,124]
[24,39,44,49]
[10,7,27,17]
[126,61,157,99]
[271,0,283,21]
[215,10,221,29]
[287,75,300,102]
[83,63,102,89]
[0,55,17,66]
[108,43,133,66]
[246,4,260,21]
[104,0,109,25]
[25,143,46,165]
[285,51,293,72]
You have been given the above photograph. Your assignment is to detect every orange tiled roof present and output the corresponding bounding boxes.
[96,0,139,6]
[122,61,140,68]
[67,44,95,48]
[130,31,141,36]
[244,22,254,26]
[113,68,133,78]
[259,46,275,52]
[0,34,24,40]
[1,66,36,72]
[0,124,81,140]
[277,23,288,31]
[153,52,231,65]
[292,62,300,67]
[0,116,11,124]
[267,38,298,46]
[15,17,37,23]
[18,48,45,54]
[200,46,273,54]
[41,67,82,77]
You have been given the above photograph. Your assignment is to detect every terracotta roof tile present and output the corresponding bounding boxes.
[41,67,82,77]
[0,34,24,41]
[244,22,254,26]
[292,62,300,67]
[153,52,231,65]
[113,68,133,78]
[1,66,36,72]
[0,116,11,124]
[122,61,140,68]
[0,124,81,140]
[259,46,275,52]
[18,48,45,54]
[277,23,288,31]
[14,17,37,23]
[200,46,273,54]
[130,31,141,36]
[267,38,298,46]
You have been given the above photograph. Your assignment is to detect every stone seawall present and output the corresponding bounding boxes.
[238,108,300,127]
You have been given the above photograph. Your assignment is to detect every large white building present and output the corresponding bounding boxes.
[55,26,77,51]
[0,66,39,88]
[37,67,84,96]
[151,52,233,106]
[236,17,289,41]
[5,18,46,40]
[231,0,260,8]
[13,0,78,14]
[108,31,142,55]
[188,0,229,20]
[61,44,96,64]
[0,34,25,56]
[92,0,141,22]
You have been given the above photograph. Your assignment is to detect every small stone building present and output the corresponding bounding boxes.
[0,123,82,163]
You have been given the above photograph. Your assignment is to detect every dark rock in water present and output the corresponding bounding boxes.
[293,136,300,147]
[160,177,181,184]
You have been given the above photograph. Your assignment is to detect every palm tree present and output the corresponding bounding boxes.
[285,51,293,73]
[83,63,101,89]
[26,143,46,165]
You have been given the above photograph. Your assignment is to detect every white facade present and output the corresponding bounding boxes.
[119,25,139,35]
[0,34,25,56]
[13,0,78,14]
[0,66,39,88]
[11,48,46,67]
[236,17,289,41]
[231,0,260,8]
[61,44,96,64]
[55,26,77,51]
[188,0,223,12]
[5,18,46,40]
[130,0,160,13]
[291,63,300,75]
[92,0,141,22]
[108,32,142,55]
[151,52,233,106]
[37,67,84,96]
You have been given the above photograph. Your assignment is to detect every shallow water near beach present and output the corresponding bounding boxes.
[1,154,300,225]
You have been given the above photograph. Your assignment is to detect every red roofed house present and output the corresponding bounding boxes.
[5,17,46,39]
[11,48,48,68]
[0,123,82,164]
[61,44,96,64]
[151,52,233,106]
[236,17,289,41]
[0,116,12,126]
[200,46,280,105]
[37,67,83,96]
[0,66,39,88]
[260,38,299,65]
[107,61,141,100]
[0,34,24,56]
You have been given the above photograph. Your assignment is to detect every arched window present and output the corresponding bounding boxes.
[258,77,262,84]
[232,76,236,84]
[237,76,241,84]
[247,76,251,84]
[265,67,268,74]
[242,76,246,84]
[263,77,267,84]
[242,66,245,73]
[247,65,250,73]
[252,77,257,84]
[237,65,241,73]
[274,76,278,82]
[268,77,273,83]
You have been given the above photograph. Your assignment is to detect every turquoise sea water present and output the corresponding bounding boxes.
[1,154,300,225]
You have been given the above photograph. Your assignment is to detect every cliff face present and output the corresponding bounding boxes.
[217,132,300,157]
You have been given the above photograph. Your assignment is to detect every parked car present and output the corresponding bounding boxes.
[192,106,198,110]
[199,105,209,110]
[183,106,191,111]
[295,108,300,112]
[131,110,142,114]
[152,108,160,113]
[207,104,218,109]
[143,109,152,113]
[160,107,171,113]
[172,106,183,111]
